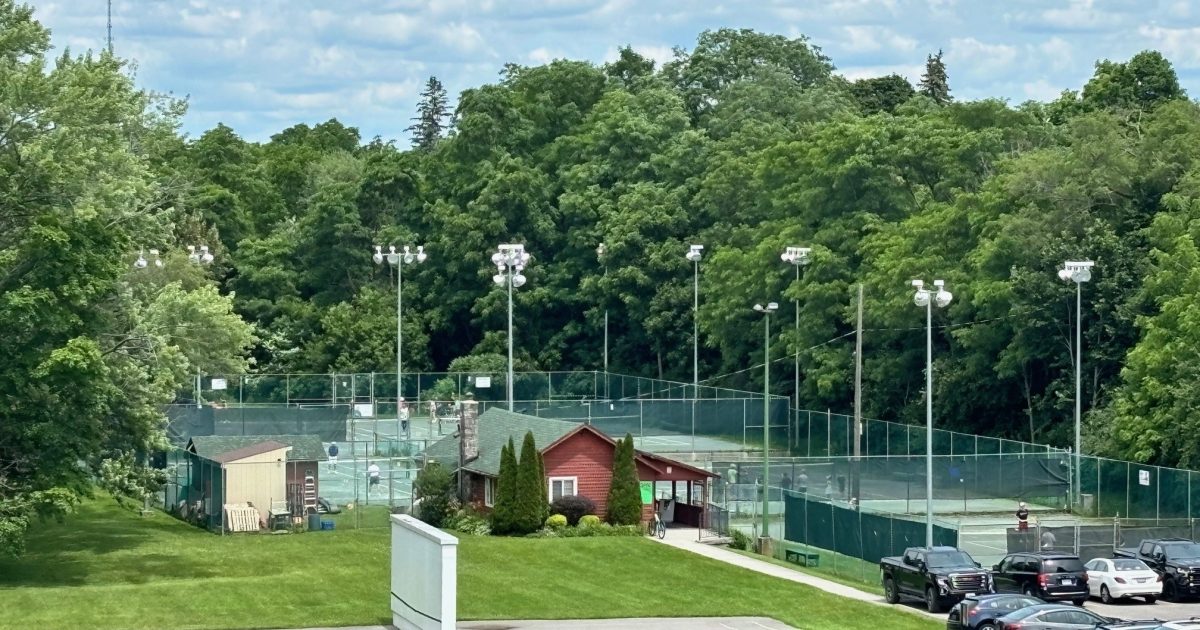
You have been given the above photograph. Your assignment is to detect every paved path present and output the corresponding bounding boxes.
[653,528,939,620]
[282,618,791,630]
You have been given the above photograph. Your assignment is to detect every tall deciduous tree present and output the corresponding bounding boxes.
[407,76,450,151]
[919,49,951,105]
[606,434,642,525]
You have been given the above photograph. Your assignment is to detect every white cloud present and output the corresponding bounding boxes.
[840,25,918,53]
[436,22,488,54]
[1041,0,1121,30]
[1035,36,1074,71]
[1138,24,1200,67]
[1022,79,1061,101]
[602,44,676,68]
[528,47,563,64]
[946,37,1018,76]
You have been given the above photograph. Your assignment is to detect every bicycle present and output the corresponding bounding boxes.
[648,510,666,539]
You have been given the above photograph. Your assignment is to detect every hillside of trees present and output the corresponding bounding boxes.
[5,3,1200,554]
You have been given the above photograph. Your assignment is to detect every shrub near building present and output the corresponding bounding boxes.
[606,434,642,526]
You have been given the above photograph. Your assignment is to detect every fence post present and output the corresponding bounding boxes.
[826,409,831,457]
[807,410,812,457]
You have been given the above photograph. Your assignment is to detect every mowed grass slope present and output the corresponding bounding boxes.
[0,499,938,630]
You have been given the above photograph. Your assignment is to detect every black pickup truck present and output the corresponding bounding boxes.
[881,546,994,613]
[1114,538,1200,601]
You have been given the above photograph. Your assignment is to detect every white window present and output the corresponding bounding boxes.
[549,476,578,501]
[484,478,496,507]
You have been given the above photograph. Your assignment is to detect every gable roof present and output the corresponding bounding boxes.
[187,434,327,463]
[421,408,580,477]
[421,409,716,479]
[208,440,290,464]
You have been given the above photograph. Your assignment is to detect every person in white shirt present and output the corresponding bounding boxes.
[368,463,381,492]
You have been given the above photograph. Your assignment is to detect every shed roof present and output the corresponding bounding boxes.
[207,440,290,464]
[187,434,326,463]
[421,408,579,476]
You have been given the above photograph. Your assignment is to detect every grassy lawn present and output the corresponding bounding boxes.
[0,498,939,630]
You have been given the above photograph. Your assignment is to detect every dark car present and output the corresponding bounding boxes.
[993,552,1089,605]
[996,603,1158,630]
[946,594,1042,630]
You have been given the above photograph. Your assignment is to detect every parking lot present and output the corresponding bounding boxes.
[1086,597,1200,623]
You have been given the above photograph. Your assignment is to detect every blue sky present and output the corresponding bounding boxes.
[28,0,1200,143]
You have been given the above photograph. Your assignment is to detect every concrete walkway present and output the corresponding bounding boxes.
[283,618,791,630]
[654,528,938,620]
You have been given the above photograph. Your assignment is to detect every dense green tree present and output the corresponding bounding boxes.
[1082,51,1185,113]
[606,434,642,525]
[413,461,455,527]
[514,431,547,534]
[490,438,519,534]
[407,76,450,151]
[850,74,916,114]
[919,49,951,105]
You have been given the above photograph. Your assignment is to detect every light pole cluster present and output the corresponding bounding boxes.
[492,244,530,411]
[1058,260,1093,509]
[135,245,214,269]
[597,243,608,375]
[781,247,811,411]
[374,244,428,438]
[686,245,703,395]
[912,279,953,546]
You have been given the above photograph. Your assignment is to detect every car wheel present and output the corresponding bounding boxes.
[1100,584,1113,604]
[1165,579,1178,602]
[926,586,943,614]
[1144,596,1156,604]
[977,623,997,630]
[1072,598,1087,607]
[1022,584,1037,598]
[884,577,899,604]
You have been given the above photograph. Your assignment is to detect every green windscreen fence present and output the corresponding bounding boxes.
[784,493,957,564]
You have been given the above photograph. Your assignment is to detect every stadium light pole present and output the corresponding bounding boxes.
[780,247,811,411]
[1058,260,1093,510]
[597,243,608,376]
[686,244,704,394]
[374,244,428,439]
[912,279,952,547]
[754,302,778,543]
[492,244,530,412]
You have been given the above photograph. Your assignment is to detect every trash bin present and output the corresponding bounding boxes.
[308,512,321,531]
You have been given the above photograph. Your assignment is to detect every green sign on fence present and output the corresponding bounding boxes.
[640,481,653,505]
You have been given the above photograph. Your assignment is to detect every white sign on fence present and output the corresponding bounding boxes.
[474,376,491,388]
[1139,470,1151,486]
[210,378,227,390]
[391,514,457,630]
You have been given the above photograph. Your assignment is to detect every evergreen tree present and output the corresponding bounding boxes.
[918,49,951,105]
[514,431,546,534]
[606,434,642,525]
[535,446,549,517]
[491,438,519,534]
[406,76,449,151]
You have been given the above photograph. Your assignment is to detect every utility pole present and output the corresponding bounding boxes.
[852,284,863,502]
[106,0,113,53]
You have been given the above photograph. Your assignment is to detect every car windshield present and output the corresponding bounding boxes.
[1164,543,1200,559]
[927,551,975,568]
[980,596,1041,611]
[1112,558,1150,571]
[1043,558,1085,572]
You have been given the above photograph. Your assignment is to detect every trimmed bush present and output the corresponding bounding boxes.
[514,431,548,534]
[578,514,601,527]
[550,495,595,526]
[445,510,491,536]
[529,523,643,538]
[606,433,642,525]
[491,438,519,534]
[545,514,568,529]
[413,461,454,527]
[729,528,752,551]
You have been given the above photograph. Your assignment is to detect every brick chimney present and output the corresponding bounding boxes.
[458,398,479,464]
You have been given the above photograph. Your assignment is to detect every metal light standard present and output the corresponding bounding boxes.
[597,243,608,376]
[686,244,703,394]
[186,245,215,266]
[754,302,778,545]
[373,244,428,439]
[912,279,952,547]
[492,244,530,411]
[1058,260,1093,509]
[781,246,811,438]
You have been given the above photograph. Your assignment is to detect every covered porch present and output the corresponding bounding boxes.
[636,452,720,531]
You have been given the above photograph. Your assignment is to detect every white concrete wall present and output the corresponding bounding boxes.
[391,514,457,630]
